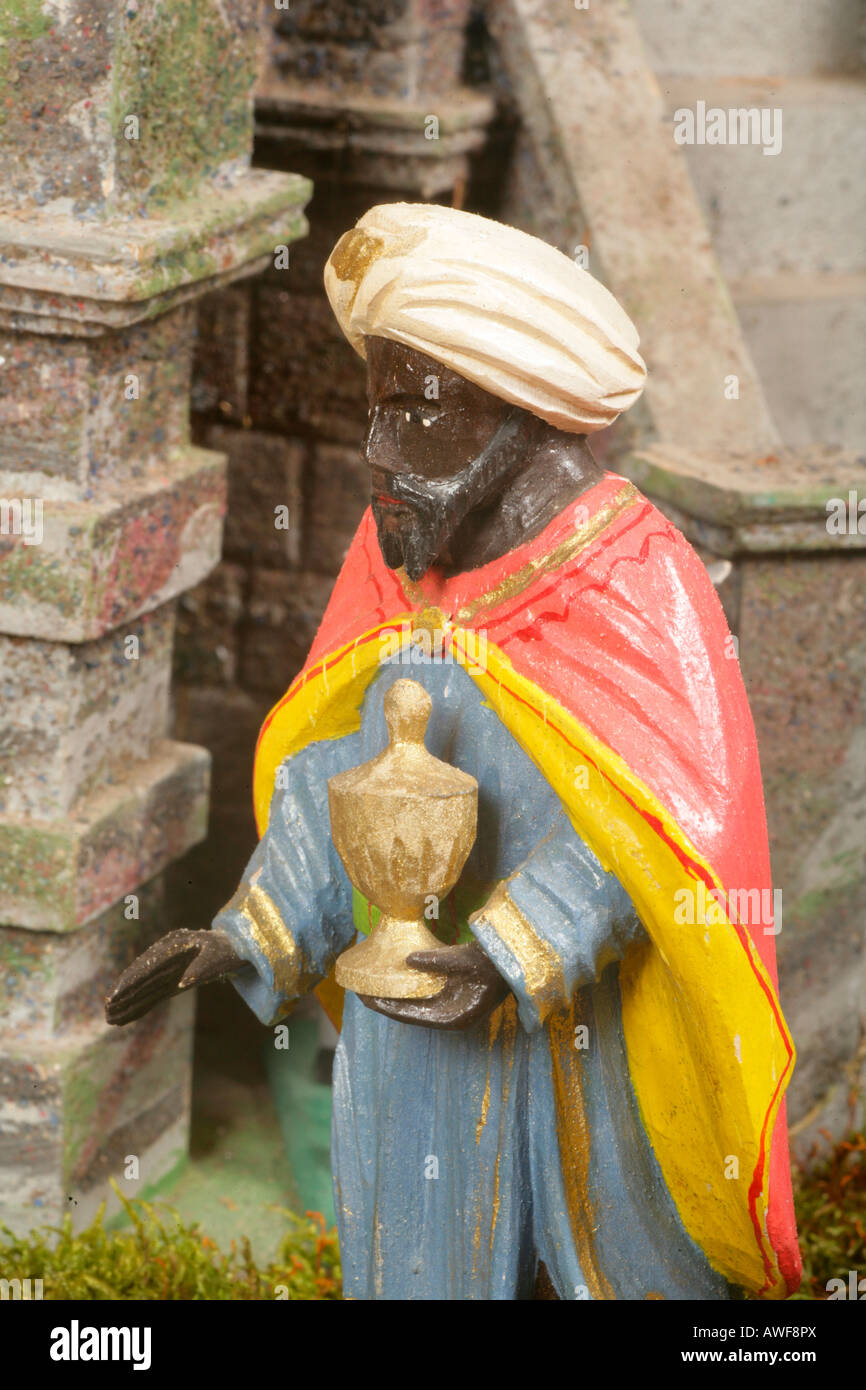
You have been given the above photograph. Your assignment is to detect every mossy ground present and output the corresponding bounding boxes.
[788,1131,866,1300]
[0,1184,340,1301]
[1,1132,862,1300]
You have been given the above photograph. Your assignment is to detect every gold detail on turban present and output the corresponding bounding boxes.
[324,202,646,434]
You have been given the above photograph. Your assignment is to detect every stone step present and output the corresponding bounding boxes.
[0,605,174,821]
[0,993,194,1235]
[624,441,866,554]
[0,879,167,1040]
[0,445,226,643]
[634,0,864,77]
[0,740,210,932]
[731,273,866,448]
[658,76,866,276]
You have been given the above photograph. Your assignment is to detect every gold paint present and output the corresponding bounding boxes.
[327,221,427,350]
[327,227,385,319]
[646,1292,666,1300]
[413,606,448,637]
[487,997,504,1048]
[455,483,638,624]
[394,484,638,625]
[475,1073,491,1146]
[330,679,478,998]
[548,1003,615,1301]
[490,997,518,1253]
[397,569,429,611]
[236,883,300,997]
[474,884,566,1021]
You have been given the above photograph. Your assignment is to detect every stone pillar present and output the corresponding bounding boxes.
[626,444,866,1159]
[0,0,310,1232]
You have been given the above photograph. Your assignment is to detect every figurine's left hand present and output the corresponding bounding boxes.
[358,941,510,1030]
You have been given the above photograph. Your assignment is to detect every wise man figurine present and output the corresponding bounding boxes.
[107,204,801,1301]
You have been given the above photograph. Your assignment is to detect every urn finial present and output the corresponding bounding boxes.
[384,678,431,746]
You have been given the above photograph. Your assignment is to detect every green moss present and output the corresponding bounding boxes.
[789,1131,866,1300]
[3,1137,862,1300]
[110,0,256,208]
[0,547,81,614]
[61,1060,104,1181]
[0,0,50,103]
[0,824,75,919]
[0,1184,342,1300]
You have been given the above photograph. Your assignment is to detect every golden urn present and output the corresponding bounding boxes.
[329,679,478,999]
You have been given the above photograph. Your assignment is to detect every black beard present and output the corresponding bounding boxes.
[370,410,524,582]
[371,488,450,582]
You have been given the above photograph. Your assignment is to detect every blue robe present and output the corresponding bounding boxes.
[214,659,730,1300]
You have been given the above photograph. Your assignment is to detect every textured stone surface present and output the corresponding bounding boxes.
[207,425,304,569]
[0,603,174,820]
[0,170,311,334]
[488,0,780,455]
[0,992,194,1234]
[633,0,865,78]
[239,569,334,699]
[306,442,367,573]
[659,77,866,279]
[191,283,252,421]
[248,284,368,443]
[173,562,245,688]
[625,443,866,553]
[0,0,316,1242]
[0,0,257,215]
[256,84,494,197]
[0,740,209,932]
[737,553,866,1141]
[734,278,866,452]
[270,0,473,100]
[167,684,265,934]
[0,308,193,495]
[0,877,167,1040]
[0,445,226,641]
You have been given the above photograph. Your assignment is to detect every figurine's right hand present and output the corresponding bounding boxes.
[104,929,244,1026]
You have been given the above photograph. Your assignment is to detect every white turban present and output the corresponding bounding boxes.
[324,203,646,434]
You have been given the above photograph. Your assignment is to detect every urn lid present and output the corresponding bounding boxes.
[328,679,477,804]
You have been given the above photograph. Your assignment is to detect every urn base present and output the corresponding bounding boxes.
[335,915,446,998]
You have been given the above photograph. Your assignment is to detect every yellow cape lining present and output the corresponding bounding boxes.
[253,621,793,1296]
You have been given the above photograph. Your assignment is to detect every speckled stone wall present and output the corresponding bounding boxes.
[0,0,310,1234]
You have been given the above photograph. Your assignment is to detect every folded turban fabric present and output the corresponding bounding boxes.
[324,202,646,434]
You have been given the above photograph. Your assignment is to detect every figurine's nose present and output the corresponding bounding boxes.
[362,404,401,477]
[361,404,384,468]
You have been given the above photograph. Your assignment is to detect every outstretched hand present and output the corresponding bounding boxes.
[358,941,509,1030]
[104,929,244,1027]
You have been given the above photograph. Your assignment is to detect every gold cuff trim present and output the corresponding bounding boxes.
[232,883,301,998]
[474,883,566,1021]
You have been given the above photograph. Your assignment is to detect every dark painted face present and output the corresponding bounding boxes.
[362,337,536,580]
